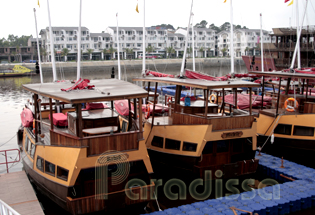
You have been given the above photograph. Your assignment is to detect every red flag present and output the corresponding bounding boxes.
[284,0,290,2]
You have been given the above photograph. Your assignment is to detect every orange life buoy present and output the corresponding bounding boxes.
[33,119,35,133]
[145,104,150,119]
[284,98,298,112]
[209,94,217,103]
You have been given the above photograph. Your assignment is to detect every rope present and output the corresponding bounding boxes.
[0,134,17,147]
[260,114,283,151]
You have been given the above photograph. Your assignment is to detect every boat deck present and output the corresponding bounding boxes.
[147,116,171,125]
[0,171,45,215]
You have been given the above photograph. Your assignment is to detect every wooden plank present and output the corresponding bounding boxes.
[0,171,44,215]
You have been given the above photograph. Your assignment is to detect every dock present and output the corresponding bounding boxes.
[147,152,315,215]
[0,171,44,215]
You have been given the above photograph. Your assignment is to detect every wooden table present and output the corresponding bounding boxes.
[82,126,118,136]
[68,108,119,135]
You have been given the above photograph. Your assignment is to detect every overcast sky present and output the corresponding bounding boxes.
[1,0,315,39]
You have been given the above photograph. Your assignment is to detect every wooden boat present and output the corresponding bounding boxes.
[133,76,260,179]
[17,79,155,214]
[249,71,315,167]
[0,65,37,77]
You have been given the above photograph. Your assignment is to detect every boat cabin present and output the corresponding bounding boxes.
[20,79,154,214]
[133,77,261,179]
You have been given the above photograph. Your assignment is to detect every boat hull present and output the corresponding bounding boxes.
[0,72,38,78]
[258,135,315,168]
[242,56,278,72]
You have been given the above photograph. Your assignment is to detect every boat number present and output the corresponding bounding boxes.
[221,131,243,139]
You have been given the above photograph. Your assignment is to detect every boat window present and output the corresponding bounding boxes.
[293,126,314,136]
[183,142,197,152]
[24,136,30,153]
[274,124,292,135]
[232,141,242,153]
[165,138,181,150]
[217,140,229,153]
[202,142,214,154]
[45,160,56,176]
[151,136,163,148]
[30,143,35,159]
[36,156,44,172]
[57,166,69,181]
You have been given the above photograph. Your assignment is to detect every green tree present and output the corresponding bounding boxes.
[102,48,109,60]
[109,47,117,59]
[146,45,154,53]
[125,48,134,60]
[209,23,221,33]
[40,47,47,62]
[195,20,208,28]
[166,46,175,58]
[186,47,192,58]
[87,49,94,60]
[61,48,70,62]
[221,48,227,57]
[199,47,205,58]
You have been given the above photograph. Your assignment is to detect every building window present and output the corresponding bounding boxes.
[293,126,314,136]
[274,124,292,135]
[36,156,44,172]
[57,166,69,181]
[183,142,197,152]
[45,160,56,176]
[151,136,163,148]
[165,138,181,150]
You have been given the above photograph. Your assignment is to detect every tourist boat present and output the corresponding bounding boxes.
[17,79,155,214]
[133,76,260,179]
[0,65,37,77]
[249,71,315,167]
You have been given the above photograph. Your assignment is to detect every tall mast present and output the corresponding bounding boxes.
[76,0,82,81]
[116,13,121,80]
[290,0,308,69]
[180,0,194,77]
[260,13,264,72]
[296,0,301,69]
[191,13,195,71]
[46,0,57,81]
[33,8,43,83]
[230,0,234,75]
[141,0,146,76]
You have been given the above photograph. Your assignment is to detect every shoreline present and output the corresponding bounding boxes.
[0,57,245,73]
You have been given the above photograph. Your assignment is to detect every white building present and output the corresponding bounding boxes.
[39,26,277,61]
[217,28,275,57]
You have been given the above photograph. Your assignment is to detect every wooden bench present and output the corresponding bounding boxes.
[82,126,118,136]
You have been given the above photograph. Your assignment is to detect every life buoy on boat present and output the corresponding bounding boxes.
[33,119,35,133]
[145,104,150,119]
[284,98,298,112]
[209,94,217,103]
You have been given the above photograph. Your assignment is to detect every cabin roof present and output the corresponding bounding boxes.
[133,77,260,89]
[22,79,148,104]
[249,71,315,79]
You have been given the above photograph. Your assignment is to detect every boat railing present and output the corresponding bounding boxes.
[172,112,255,130]
[50,129,141,156]
[66,182,154,214]
[0,199,21,215]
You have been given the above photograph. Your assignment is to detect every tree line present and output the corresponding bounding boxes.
[0,34,32,47]
[194,20,248,33]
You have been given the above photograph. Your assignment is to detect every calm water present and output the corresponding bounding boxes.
[0,64,247,214]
